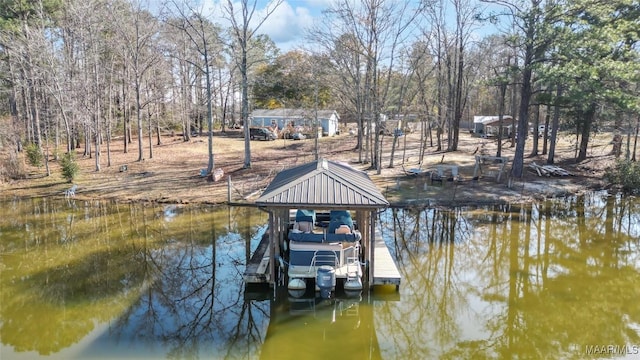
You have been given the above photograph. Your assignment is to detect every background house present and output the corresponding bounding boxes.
[473,115,515,137]
[250,109,340,137]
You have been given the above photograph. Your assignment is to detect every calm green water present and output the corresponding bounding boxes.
[1,193,639,359]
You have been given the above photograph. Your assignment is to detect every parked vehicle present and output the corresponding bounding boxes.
[536,125,550,137]
[249,127,277,141]
[292,132,306,140]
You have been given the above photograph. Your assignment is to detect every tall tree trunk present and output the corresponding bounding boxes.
[530,89,541,157]
[546,85,563,164]
[496,83,507,158]
[513,62,532,178]
[451,25,464,151]
[204,54,215,173]
[148,105,153,159]
[7,54,23,152]
[94,61,101,172]
[181,59,191,142]
[136,73,144,162]
[509,47,519,148]
[512,30,535,178]
[107,75,113,167]
[44,114,50,176]
[86,124,91,157]
[242,39,251,169]
[632,115,639,162]
[94,114,101,171]
[576,102,596,162]
[122,65,129,154]
[542,104,550,155]
[446,50,454,151]
[156,104,161,146]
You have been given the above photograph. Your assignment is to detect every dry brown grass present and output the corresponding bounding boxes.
[1,128,617,206]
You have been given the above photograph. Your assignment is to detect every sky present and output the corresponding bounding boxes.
[206,0,502,53]
[256,0,332,49]
[206,0,334,52]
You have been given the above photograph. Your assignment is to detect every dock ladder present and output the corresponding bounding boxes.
[345,255,360,283]
[345,243,361,282]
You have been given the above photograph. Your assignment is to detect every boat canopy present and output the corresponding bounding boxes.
[255,158,389,210]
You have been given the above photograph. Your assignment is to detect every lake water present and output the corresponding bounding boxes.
[1,193,640,359]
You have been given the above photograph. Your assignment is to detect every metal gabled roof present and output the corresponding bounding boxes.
[251,109,339,120]
[255,158,389,209]
[473,115,514,125]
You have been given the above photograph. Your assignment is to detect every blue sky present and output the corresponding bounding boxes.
[206,0,333,52]
[207,0,501,53]
[256,0,332,49]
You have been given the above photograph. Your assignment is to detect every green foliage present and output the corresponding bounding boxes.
[60,152,80,183]
[605,160,640,193]
[25,143,43,167]
[0,0,62,31]
[252,51,332,109]
[545,0,640,113]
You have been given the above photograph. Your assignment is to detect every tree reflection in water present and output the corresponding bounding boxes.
[2,193,640,359]
[378,192,640,359]
[92,204,272,359]
[0,199,270,359]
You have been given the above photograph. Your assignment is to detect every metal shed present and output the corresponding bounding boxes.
[473,115,515,136]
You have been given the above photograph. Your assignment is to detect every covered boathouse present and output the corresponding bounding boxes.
[245,158,401,291]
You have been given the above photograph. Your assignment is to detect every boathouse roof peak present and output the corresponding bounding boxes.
[255,158,389,209]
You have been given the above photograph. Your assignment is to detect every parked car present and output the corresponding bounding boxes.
[249,127,277,141]
[292,132,306,140]
[530,124,549,137]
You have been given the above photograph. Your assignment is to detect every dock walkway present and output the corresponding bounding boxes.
[372,230,401,288]
[244,234,271,284]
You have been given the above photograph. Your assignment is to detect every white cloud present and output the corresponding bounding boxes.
[206,0,328,51]
[294,0,334,7]
[254,1,316,49]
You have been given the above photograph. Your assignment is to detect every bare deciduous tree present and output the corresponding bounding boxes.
[222,0,282,169]
[115,1,161,162]
[164,0,224,173]
[309,0,423,172]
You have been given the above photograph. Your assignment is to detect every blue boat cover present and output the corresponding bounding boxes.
[289,249,338,267]
[288,231,361,243]
[328,210,353,233]
[288,232,325,243]
[295,209,316,223]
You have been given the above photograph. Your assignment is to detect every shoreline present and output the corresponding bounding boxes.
[2,169,610,209]
[1,131,616,208]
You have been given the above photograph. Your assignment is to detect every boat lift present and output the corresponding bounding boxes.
[244,158,401,295]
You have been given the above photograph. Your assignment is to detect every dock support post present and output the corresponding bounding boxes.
[268,211,275,288]
[369,212,375,291]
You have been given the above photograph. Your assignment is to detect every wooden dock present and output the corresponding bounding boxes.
[244,234,271,284]
[372,230,401,288]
